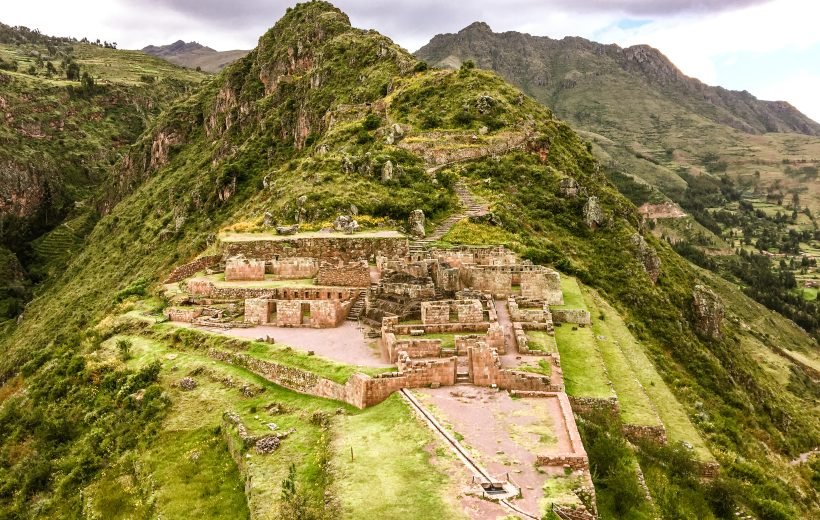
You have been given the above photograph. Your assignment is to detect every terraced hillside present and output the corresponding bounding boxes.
[0,23,206,319]
[0,3,817,519]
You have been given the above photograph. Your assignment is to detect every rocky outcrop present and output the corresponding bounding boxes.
[692,285,724,340]
[583,196,603,230]
[559,177,580,198]
[333,215,360,234]
[408,209,426,238]
[631,233,661,283]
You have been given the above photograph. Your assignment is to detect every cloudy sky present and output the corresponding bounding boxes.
[4,0,820,122]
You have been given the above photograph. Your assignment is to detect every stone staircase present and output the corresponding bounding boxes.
[346,289,367,321]
[410,181,489,251]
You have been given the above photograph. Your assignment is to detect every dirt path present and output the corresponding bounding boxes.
[415,386,576,516]
[203,322,393,368]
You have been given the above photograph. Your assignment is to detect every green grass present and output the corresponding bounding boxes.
[553,324,614,399]
[519,358,553,377]
[583,290,662,427]
[332,394,465,519]
[439,220,523,249]
[525,330,558,352]
[397,332,457,349]
[552,276,586,310]
[588,305,714,462]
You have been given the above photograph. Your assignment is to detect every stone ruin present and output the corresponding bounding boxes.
[162,226,599,517]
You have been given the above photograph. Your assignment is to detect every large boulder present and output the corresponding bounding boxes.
[583,196,604,230]
[408,209,426,238]
[631,233,661,283]
[333,215,360,234]
[276,224,299,235]
[692,285,724,340]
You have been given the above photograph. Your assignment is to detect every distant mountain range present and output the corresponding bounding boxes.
[141,40,248,73]
[415,22,820,217]
[416,22,820,137]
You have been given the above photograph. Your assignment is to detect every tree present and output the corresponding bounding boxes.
[45,61,56,77]
[66,62,80,80]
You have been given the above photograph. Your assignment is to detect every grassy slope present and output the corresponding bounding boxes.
[0,2,817,518]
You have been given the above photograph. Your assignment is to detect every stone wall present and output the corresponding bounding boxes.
[244,298,271,325]
[520,270,563,304]
[420,299,484,325]
[622,424,668,444]
[189,281,357,301]
[552,310,592,325]
[164,254,222,283]
[225,257,266,281]
[383,333,443,362]
[269,257,319,279]
[392,322,491,335]
[222,235,408,262]
[165,307,203,322]
[568,396,620,415]
[467,345,559,391]
[467,268,513,298]
[316,261,370,287]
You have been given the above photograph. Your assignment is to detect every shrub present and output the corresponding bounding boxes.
[116,338,132,361]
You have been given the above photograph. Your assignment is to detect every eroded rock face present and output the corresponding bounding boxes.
[408,209,426,238]
[583,196,603,229]
[559,177,580,198]
[631,233,661,283]
[381,160,394,182]
[692,285,724,340]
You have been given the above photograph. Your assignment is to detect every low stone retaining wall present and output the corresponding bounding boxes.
[622,423,668,444]
[164,255,222,283]
[552,504,596,520]
[206,347,456,409]
[222,235,408,262]
[535,454,589,470]
[165,307,202,322]
[568,396,620,415]
[392,322,491,335]
[552,309,592,325]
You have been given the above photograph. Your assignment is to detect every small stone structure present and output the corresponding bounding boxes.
[245,298,351,328]
[421,299,484,324]
[225,256,266,281]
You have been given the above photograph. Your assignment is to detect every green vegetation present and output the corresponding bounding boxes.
[332,395,463,519]
[397,332,456,349]
[440,220,523,248]
[524,330,557,352]
[0,2,817,517]
[554,324,614,399]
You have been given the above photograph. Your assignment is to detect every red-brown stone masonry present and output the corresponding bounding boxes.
[165,255,222,283]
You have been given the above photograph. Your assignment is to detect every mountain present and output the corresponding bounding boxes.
[0,22,205,320]
[416,22,820,341]
[0,3,818,519]
[142,40,249,73]
[416,23,820,211]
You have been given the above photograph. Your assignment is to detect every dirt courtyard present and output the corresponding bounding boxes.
[413,386,575,516]
[202,321,393,368]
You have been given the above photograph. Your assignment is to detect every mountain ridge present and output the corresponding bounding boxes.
[141,39,249,73]
[417,21,820,136]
